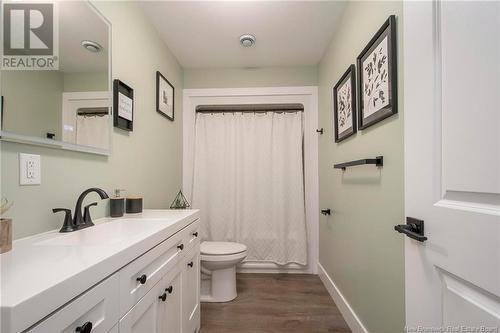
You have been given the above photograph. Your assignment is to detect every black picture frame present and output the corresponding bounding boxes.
[333,64,357,142]
[113,79,134,131]
[156,71,175,121]
[357,15,397,130]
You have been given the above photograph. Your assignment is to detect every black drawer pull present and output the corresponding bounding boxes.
[158,292,167,302]
[136,274,147,284]
[187,261,194,268]
[177,244,184,251]
[75,322,92,333]
[192,232,198,237]
[166,285,173,294]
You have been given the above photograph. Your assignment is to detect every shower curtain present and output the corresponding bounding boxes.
[192,111,307,265]
[76,115,109,149]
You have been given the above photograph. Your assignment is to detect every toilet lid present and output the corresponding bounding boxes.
[201,241,247,255]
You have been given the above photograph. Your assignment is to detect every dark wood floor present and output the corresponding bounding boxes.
[200,273,351,333]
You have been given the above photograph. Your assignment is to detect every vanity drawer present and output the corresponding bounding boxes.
[119,232,184,316]
[28,273,119,333]
[181,219,200,253]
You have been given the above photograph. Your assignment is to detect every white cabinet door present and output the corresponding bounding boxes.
[182,248,200,333]
[404,1,500,330]
[158,270,182,333]
[119,280,165,333]
[29,274,119,333]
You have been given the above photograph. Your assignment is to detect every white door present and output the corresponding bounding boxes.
[403,1,499,330]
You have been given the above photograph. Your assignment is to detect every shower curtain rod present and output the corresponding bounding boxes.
[77,107,109,117]
[196,103,304,113]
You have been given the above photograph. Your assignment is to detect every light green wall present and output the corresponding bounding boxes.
[1,1,183,239]
[184,66,317,88]
[2,71,63,139]
[1,71,107,142]
[318,2,404,332]
[63,72,108,92]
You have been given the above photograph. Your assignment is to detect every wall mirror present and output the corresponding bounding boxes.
[0,2,112,155]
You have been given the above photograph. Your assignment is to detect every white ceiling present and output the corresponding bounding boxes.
[139,1,346,69]
[59,1,109,73]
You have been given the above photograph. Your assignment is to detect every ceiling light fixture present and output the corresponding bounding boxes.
[81,40,102,53]
[239,34,256,47]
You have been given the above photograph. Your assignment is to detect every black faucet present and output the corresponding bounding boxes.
[53,188,109,233]
[73,188,109,228]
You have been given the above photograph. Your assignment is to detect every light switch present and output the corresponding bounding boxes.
[19,153,41,185]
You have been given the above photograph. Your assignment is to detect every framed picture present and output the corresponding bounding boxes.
[333,64,357,142]
[113,79,134,131]
[156,71,174,121]
[357,15,397,130]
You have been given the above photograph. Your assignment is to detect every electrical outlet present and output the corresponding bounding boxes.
[19,153,41,185]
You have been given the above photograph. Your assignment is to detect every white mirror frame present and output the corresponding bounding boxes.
[0,1,113,156]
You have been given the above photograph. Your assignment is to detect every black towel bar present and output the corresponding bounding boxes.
[334,156,383,170]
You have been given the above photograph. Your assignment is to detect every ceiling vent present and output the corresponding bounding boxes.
[81,40,102,53]
[239,34,256,47]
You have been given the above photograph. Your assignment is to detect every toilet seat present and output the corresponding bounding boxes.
[201,241,247,256]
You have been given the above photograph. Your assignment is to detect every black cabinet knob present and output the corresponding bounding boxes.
[136,274,147,284]
[75,322,92,333]
[158,293,167,302]
[192,232,198,237]
[166,286,173,294]
[187,261,194,268]
[177,244,184,251]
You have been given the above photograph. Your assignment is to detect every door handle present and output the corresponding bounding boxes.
[394,217,427,242]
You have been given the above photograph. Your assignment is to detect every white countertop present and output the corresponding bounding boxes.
[0,209,200,333]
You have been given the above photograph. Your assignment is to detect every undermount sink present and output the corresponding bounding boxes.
[35,218,168,247]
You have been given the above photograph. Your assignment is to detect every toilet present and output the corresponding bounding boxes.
[200,241,247,302]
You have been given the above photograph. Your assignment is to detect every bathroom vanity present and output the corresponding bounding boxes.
[0,210,200,333]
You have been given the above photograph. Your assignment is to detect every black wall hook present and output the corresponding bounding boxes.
[321,209,331,216]
[316,128,324,135]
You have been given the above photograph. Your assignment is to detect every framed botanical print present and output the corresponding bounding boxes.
[156,71,174,121]
[333,64,357,142]
[357,15,397,129]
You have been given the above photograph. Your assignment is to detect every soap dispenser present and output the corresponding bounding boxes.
[110,189,125,218]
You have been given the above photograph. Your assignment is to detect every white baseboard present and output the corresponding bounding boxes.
[237,261,312,274]
[317,262,368,333]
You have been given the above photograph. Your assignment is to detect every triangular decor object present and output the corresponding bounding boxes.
[170,190,191,209]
